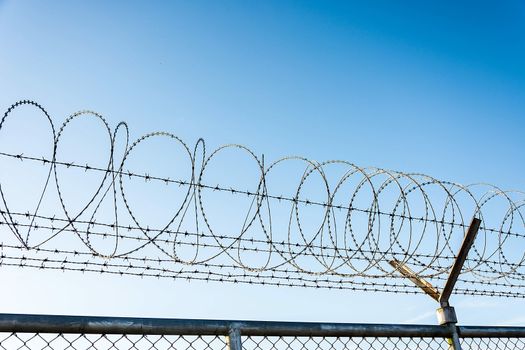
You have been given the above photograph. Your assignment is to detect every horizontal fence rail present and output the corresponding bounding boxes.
[0,313,525,349]
[0,313,450,337]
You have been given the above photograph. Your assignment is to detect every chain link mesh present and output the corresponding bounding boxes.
[2,332,525,349]
[0,333,227,350]
[243,336,449,350]
[461,337,525,349]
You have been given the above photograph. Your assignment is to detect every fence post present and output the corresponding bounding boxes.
[437,306,461,350]
[436,217,481,350]
[227,326,242,350]
[391,217,481,350]
[449,325,462,350]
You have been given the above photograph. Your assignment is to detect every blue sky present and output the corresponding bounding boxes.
[1,1,525,325]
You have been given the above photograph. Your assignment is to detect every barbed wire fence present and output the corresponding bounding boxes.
[1,100,525,349]
[2,100,524,297]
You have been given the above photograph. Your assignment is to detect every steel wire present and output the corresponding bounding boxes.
[1,100,525,297]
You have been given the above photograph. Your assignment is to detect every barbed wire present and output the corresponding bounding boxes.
[5,211,525,280]
[1,100,525,297]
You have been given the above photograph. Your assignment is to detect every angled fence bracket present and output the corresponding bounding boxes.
[390,217,481,350]
[388,260,441,302]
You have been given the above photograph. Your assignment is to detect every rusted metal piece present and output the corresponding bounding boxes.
[388,259,441,301]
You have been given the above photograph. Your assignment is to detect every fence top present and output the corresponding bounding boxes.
[0,313,449,337]
[1,313,524,338]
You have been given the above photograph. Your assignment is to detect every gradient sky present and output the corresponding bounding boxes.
[1,1,525,326]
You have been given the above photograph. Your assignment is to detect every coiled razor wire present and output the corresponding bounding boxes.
[1,100,525,297]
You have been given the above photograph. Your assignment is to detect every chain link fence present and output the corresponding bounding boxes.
[0,333,452,350]
[0,333,226,350]
[461,337,525,349]
[242,336,449,350]
[1,313,524,350]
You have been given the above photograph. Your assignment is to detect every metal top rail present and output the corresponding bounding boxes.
[0,313,524,339]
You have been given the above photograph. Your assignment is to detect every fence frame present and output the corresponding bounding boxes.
[1,313,525,349]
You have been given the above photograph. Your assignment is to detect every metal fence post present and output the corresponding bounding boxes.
[449,325,462,350]
[441,323,461,350]
[391,217,481,350]
[227,326,242,350]
[437,307,461,350]
[436,217,481,350]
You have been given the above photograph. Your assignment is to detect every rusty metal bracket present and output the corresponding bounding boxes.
[388,260,440,301]
[389,217,481,305]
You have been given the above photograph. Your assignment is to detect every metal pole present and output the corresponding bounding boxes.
[439,217,481,306]
[390,217,482,350]
[437,217,481,350]
[446,323,462,350]
[437,305,461,350]
[227,327,242,350]
[0,313,450,337]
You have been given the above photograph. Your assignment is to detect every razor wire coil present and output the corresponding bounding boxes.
[1,100,525,297]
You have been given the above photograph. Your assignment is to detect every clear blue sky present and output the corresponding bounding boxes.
[0,1,524,326]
